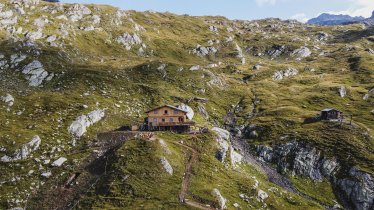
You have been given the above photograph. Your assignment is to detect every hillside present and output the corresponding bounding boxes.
[0,0,373,209]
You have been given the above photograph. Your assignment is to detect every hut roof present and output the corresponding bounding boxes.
[145,105,187,113]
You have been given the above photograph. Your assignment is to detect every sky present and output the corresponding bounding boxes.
[61,0,374,22]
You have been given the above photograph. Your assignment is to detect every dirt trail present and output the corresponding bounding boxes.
[172,141,215,210]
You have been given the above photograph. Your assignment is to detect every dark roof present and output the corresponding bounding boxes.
[145,105,187,113]
[321,108,341,112]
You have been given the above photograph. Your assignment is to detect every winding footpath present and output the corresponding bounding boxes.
[172,141,214,210]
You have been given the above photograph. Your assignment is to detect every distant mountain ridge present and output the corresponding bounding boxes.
[307,13,365,25]
[307,10,374,26]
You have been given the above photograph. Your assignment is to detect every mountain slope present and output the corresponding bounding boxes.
[0,0,373,209]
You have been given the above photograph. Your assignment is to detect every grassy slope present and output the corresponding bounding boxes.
[77,133,324,210]
[0,0,372,208]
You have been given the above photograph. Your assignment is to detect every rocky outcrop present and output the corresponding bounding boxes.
[339,86,347,98]
[192,45,217,57]
[178,103,194,120]
[267,45,287,58]
[10,54,26,68]
[68,109,105,138]
[22,60,52,86]
[256,142,338,179]
[1,136,41,162]
[212,127,230,162]
[256,142,374,210]
[258,189,269,201]
[0,54,9,69]
[272,67,298,81]
[160,157,173,175]
[363,88,374,100]
[26,29,43,41]
[189,65,200,71]
[67,4,91,22]
[292,46,311,59]
[212,188,227,210]
[51,157,67,167]
[230,146,243,166]
[335,167,374,210]
[116,33,142,50]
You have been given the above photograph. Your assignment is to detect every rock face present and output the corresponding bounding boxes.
[256,142,338,179]
[212,127,230,162]
[116,33,142,50]
[192,45,217,57]
[212,188,227,210]
[272,68,298,81]
[1,136,41,162]
[1,94,14,106]
[256,142,374,209]
[178,103,194,120]
[68,109,105,138]
[160,157,173,175]
[22,60,51,87]
[335,167,374,210]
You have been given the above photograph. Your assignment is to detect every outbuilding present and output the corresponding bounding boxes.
[320,108,343,120]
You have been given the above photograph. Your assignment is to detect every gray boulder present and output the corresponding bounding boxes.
[67,4,92,22]
[272,67,298,81]
[267,45,287,58]
[1,94,15,106]
[209,25,219,33]
[51,157,67,167]
[160,157,173,175]
[363,88,374,100]
[22,60,51,86]
[192,45,217,57]
[253,64,262,70]
[339,86,347,98]
[292,46,311,58]
[212,127,230,162]
[25,29,43,41]
[212,188,227,210]
[68,109,105,138]
[1,136,41,162]
[178,103,194,120]
[10,54,27,68]
[0,54,9,69]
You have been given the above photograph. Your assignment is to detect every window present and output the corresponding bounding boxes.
[174,110,179,114]
[153,118,158,122]
[170,118,174,122]
[164,110,168,115]
[162,118,165,122]
[154,110,158,114]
